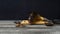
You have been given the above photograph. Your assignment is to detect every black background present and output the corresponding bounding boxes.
[0,0,59,20]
